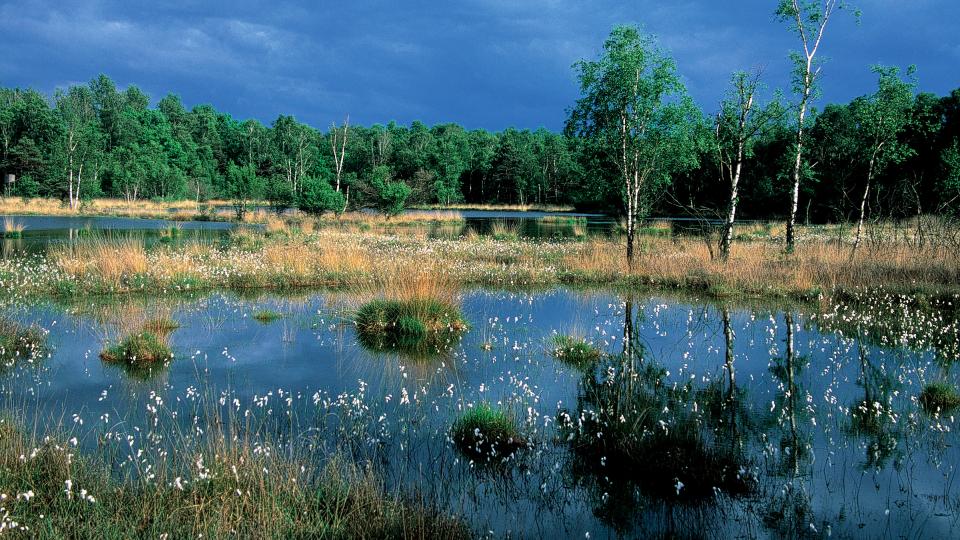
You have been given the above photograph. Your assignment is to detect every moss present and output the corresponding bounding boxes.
[551,334,602,369]
[450,403,526,462]
[354,298,467,358]
[919,382,960,413]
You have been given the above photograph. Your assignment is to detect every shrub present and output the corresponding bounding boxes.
[366,166,411,218]
[299,176,345,216]
[450,403,526,462]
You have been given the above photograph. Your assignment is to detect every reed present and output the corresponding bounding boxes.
[0,197,237,221]
[1,217,25,238]
[3,220,958,301]
[50,237,149,286]
[0,416,469,538]
[411,202,573,212]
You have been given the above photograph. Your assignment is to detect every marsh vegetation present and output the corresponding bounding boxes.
[1,5,959,538]
[0,287,957,537]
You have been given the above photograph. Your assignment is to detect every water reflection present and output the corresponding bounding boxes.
[0,288,957,538]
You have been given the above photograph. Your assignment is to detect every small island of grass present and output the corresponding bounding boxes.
[919,382,960,413]
[0,317,47,364]
[100,331,172,366]
[551,334,603,369]
[450,403,526,463]
[354,298,467,357]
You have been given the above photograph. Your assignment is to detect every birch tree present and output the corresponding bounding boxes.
[777,0,856,250]
[850,65,915,252]
[567,25,700,268]
[54,86,99,210]
[715,70,783,261]
[330,115,349,192]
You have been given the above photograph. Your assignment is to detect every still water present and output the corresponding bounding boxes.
[0,215,242,256]
[2,288,958,538]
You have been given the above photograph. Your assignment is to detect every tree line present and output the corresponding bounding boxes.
[0,76,584,217]
[0,27,957,227]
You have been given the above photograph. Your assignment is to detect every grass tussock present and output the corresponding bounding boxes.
[0,419,470,539]
[252,309,282,323]
[1,217,25,238]
[490,220,520,240]
[51,237,149,286]
[0,318,47,365]
[354,298,467,358]
[551,334,603,370]
[100,332,171,366]
[450,403,526,463]
[919,382,960,413]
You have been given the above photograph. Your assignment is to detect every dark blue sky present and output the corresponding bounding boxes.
[1,0,957,131]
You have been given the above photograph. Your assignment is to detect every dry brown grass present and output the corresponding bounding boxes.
[0,197,237,221]
[10,218,959,300]
[262,238,373,278]
[263,213,289,234]
[370,261,456,303]
[563,234,960,295]
[50,237,149,285]
[411,202,574,212]
[1,216,25,235]
[330,210,464,225]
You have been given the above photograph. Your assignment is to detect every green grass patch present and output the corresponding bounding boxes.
[450,403,526,462]
[354,298,467,358]
[100,332,171,366]
[142,317,180,336]
[919,382,960,413]
[0,419,470,539]
[551,334,602,369]
[252,309,283,323]
[0,318,47,364]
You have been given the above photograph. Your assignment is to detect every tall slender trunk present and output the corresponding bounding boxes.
[785,84,810,251]
[73,163,83,210]
[331,116,349,193]
[722,307,735,401]
[68,147,75,210]
[720,144,745,261]
[852,146,879,253]
[784,311,799,475]
[622,295,635,367]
